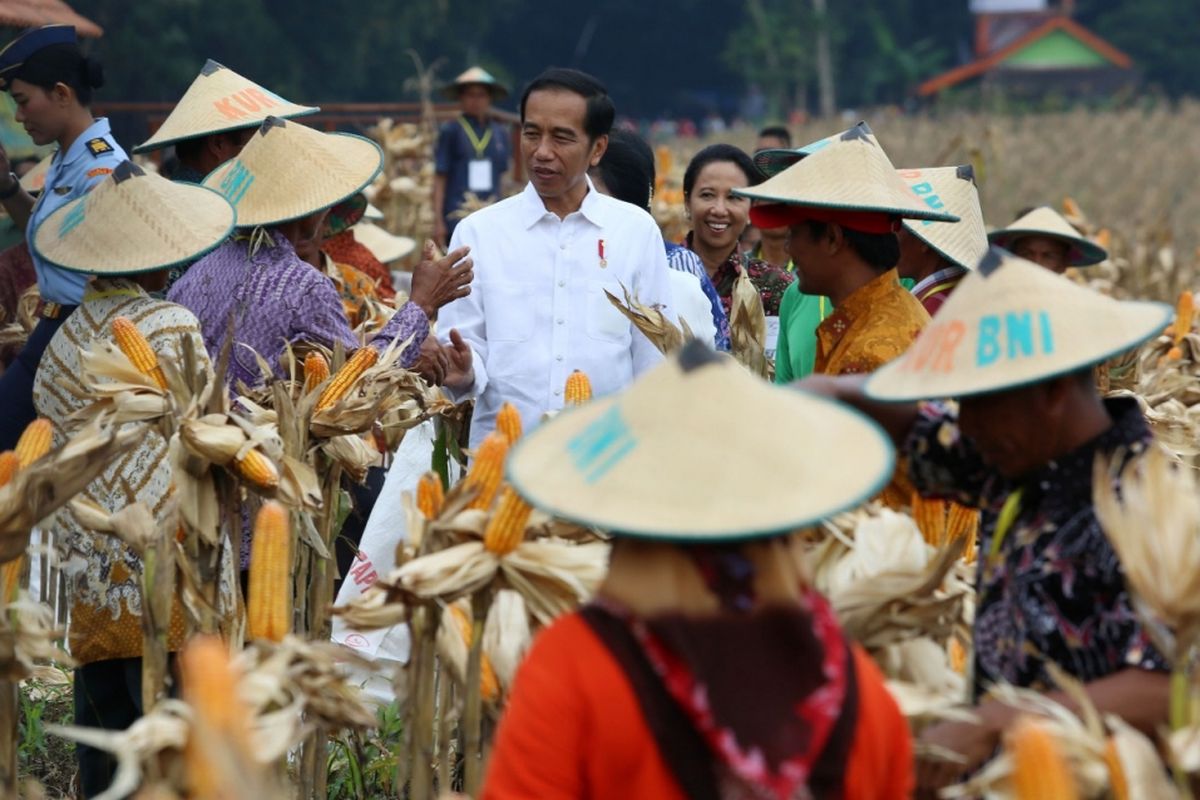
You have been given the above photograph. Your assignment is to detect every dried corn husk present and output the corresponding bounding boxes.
[0,593,71,680]
[729,265,769,379]
[319,434,380,484]
[604,284,687,355]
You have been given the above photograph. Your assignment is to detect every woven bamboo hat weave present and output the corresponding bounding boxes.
[735,123,958,223]
[865,247,1170,402]
[508,341,894,542]
[351,223,416,264]
[33,161,234,275]
[133,60,318,153]
[204,116,383,228]
[988,205,1108,267]
[899,165,988,271]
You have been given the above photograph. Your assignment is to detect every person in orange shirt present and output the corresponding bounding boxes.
[489,340,914,800]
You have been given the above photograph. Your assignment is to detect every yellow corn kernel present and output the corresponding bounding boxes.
[563,370,592,406]
[112,316,168,390]
[0,451,18,486]
[247,501,291,642]
[416,472,444,519]
[483,487,532,556]
[495,402,522,444]
[182,635,254,796]
[1104,737,1128,800]
[948,637,967,675]
[1,556,22,603]
[946,502,979,563]
[449,604,500,703]
[464,432,509,511]
[232,449,280,491]
[1173,290,1194,345]
[315,347,378,411]
[1007,717,1079,800]
[911,493,948,547]
[15,419,53,469]
[303,351,330,394]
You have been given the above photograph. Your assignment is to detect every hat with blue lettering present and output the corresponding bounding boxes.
[988,205,1108,267]
[864,247,1170,402]
[132,60,318,153]
[0,25,77,90]
[203,116,382,228]
[506,340,895,542]
[898,165,988,272]
[33,161,235,275]
[738,123,959,226]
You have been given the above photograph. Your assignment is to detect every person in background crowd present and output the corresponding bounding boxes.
[485,342,913,799]
[321,193,397,300]
[438,67,673,448]
[896,165,988,316]
[682,144,792,317]
[30,164,235,798]
[433,67,511,249]
[988,205,1108,275]
[739,125,791,260]
[590,128,721,348]
[798,248,1170,796]
[0,24,125,450]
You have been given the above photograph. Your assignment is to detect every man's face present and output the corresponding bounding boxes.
[786,222,837,296]
[459,84,492,118]
[957,382,1060,479]
[521,88,606,203]
[896,226,931,281]
[1012,235,1071,275]
[755,135,789,152]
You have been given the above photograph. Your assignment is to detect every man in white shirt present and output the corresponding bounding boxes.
[440,68,672,446]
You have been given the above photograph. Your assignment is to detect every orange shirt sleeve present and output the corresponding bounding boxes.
[842,646,915,799]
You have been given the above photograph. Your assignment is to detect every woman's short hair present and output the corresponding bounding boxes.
[10,43,103,105]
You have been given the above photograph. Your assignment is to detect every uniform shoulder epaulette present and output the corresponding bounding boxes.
[85,138,113,157]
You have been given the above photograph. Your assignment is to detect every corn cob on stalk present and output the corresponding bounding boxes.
[911,493,948,546]
[483,487,533,556]
[495,402,522,443]
[112,316,168,390]
[1007,716,1079,799]
[247,501,292,642]
[14,419,52,468]
[564,370,592,405]
[315,347,378,411]
[182,636,255,797]
[302,351,330,394]
[0,452,17,487]
[1173,289,1194,345]
[945,502,979,563]
[465,432,509,511]
[232,448,280,491]
[416,472,444,519]
[449,604,499,702]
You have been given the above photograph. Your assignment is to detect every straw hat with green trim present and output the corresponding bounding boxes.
[988,205,1107,267]
[351,222,416,264]
[440,66,509,100]
[864,247,1170,403]
[735,123,959,224]
[753,129,841,178]
[899,165,988,271]
[33,161,235,275]
[507,341,895,542]
[204,116,382,228]
[132,59,319,154]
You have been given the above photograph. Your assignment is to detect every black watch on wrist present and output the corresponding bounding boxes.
[0,172,20,201]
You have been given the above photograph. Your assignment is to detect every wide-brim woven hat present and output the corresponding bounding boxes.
[440,66,509,100]
[351,222,416,264]
[735,123,958,223]
[899,165,988,271]
[204,116,382,228]
[508,341,895,542]
[987,205,1107,266]
[865,247,1170,402]
[132,60,319,154]
[33,161,234,275]
[753,129,842,178]
[18,153,51,193]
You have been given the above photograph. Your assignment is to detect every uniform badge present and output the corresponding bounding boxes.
[85,138,113,156]
[87,167,112,179]
[597,239,607,269]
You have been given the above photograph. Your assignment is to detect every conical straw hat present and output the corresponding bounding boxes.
[736,123,958,222]
[988,205,1107,266]
[864,247,1170,402]
[439,66,509,99]
[899,165,988,271]
[351,222,416,264]
[508,341,894,542]
[753,129,841,178]
[18,153,51,193]
[204,116,382,228]
[33,161,234,275]
[132,60,318,153]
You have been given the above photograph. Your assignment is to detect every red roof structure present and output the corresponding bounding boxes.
[0,0,102,38]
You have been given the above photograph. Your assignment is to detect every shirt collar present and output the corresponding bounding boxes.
[518,174,606,229]
[56,117,113,169]
[911,265,968,299]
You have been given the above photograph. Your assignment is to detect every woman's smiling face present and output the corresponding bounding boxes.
[686,160,751,256]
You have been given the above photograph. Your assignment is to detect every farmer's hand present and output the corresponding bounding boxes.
[413,336,450,386]
[410,240,472,318]
[442,329,475,393]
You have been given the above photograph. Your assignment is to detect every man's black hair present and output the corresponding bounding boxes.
[682,143,763,199]
[804,220,899,272]
[592,128,654,210]
[758,125,792,147]
[519,67,614,141]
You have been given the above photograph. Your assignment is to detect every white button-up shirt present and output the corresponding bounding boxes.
[441,178,672,447]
